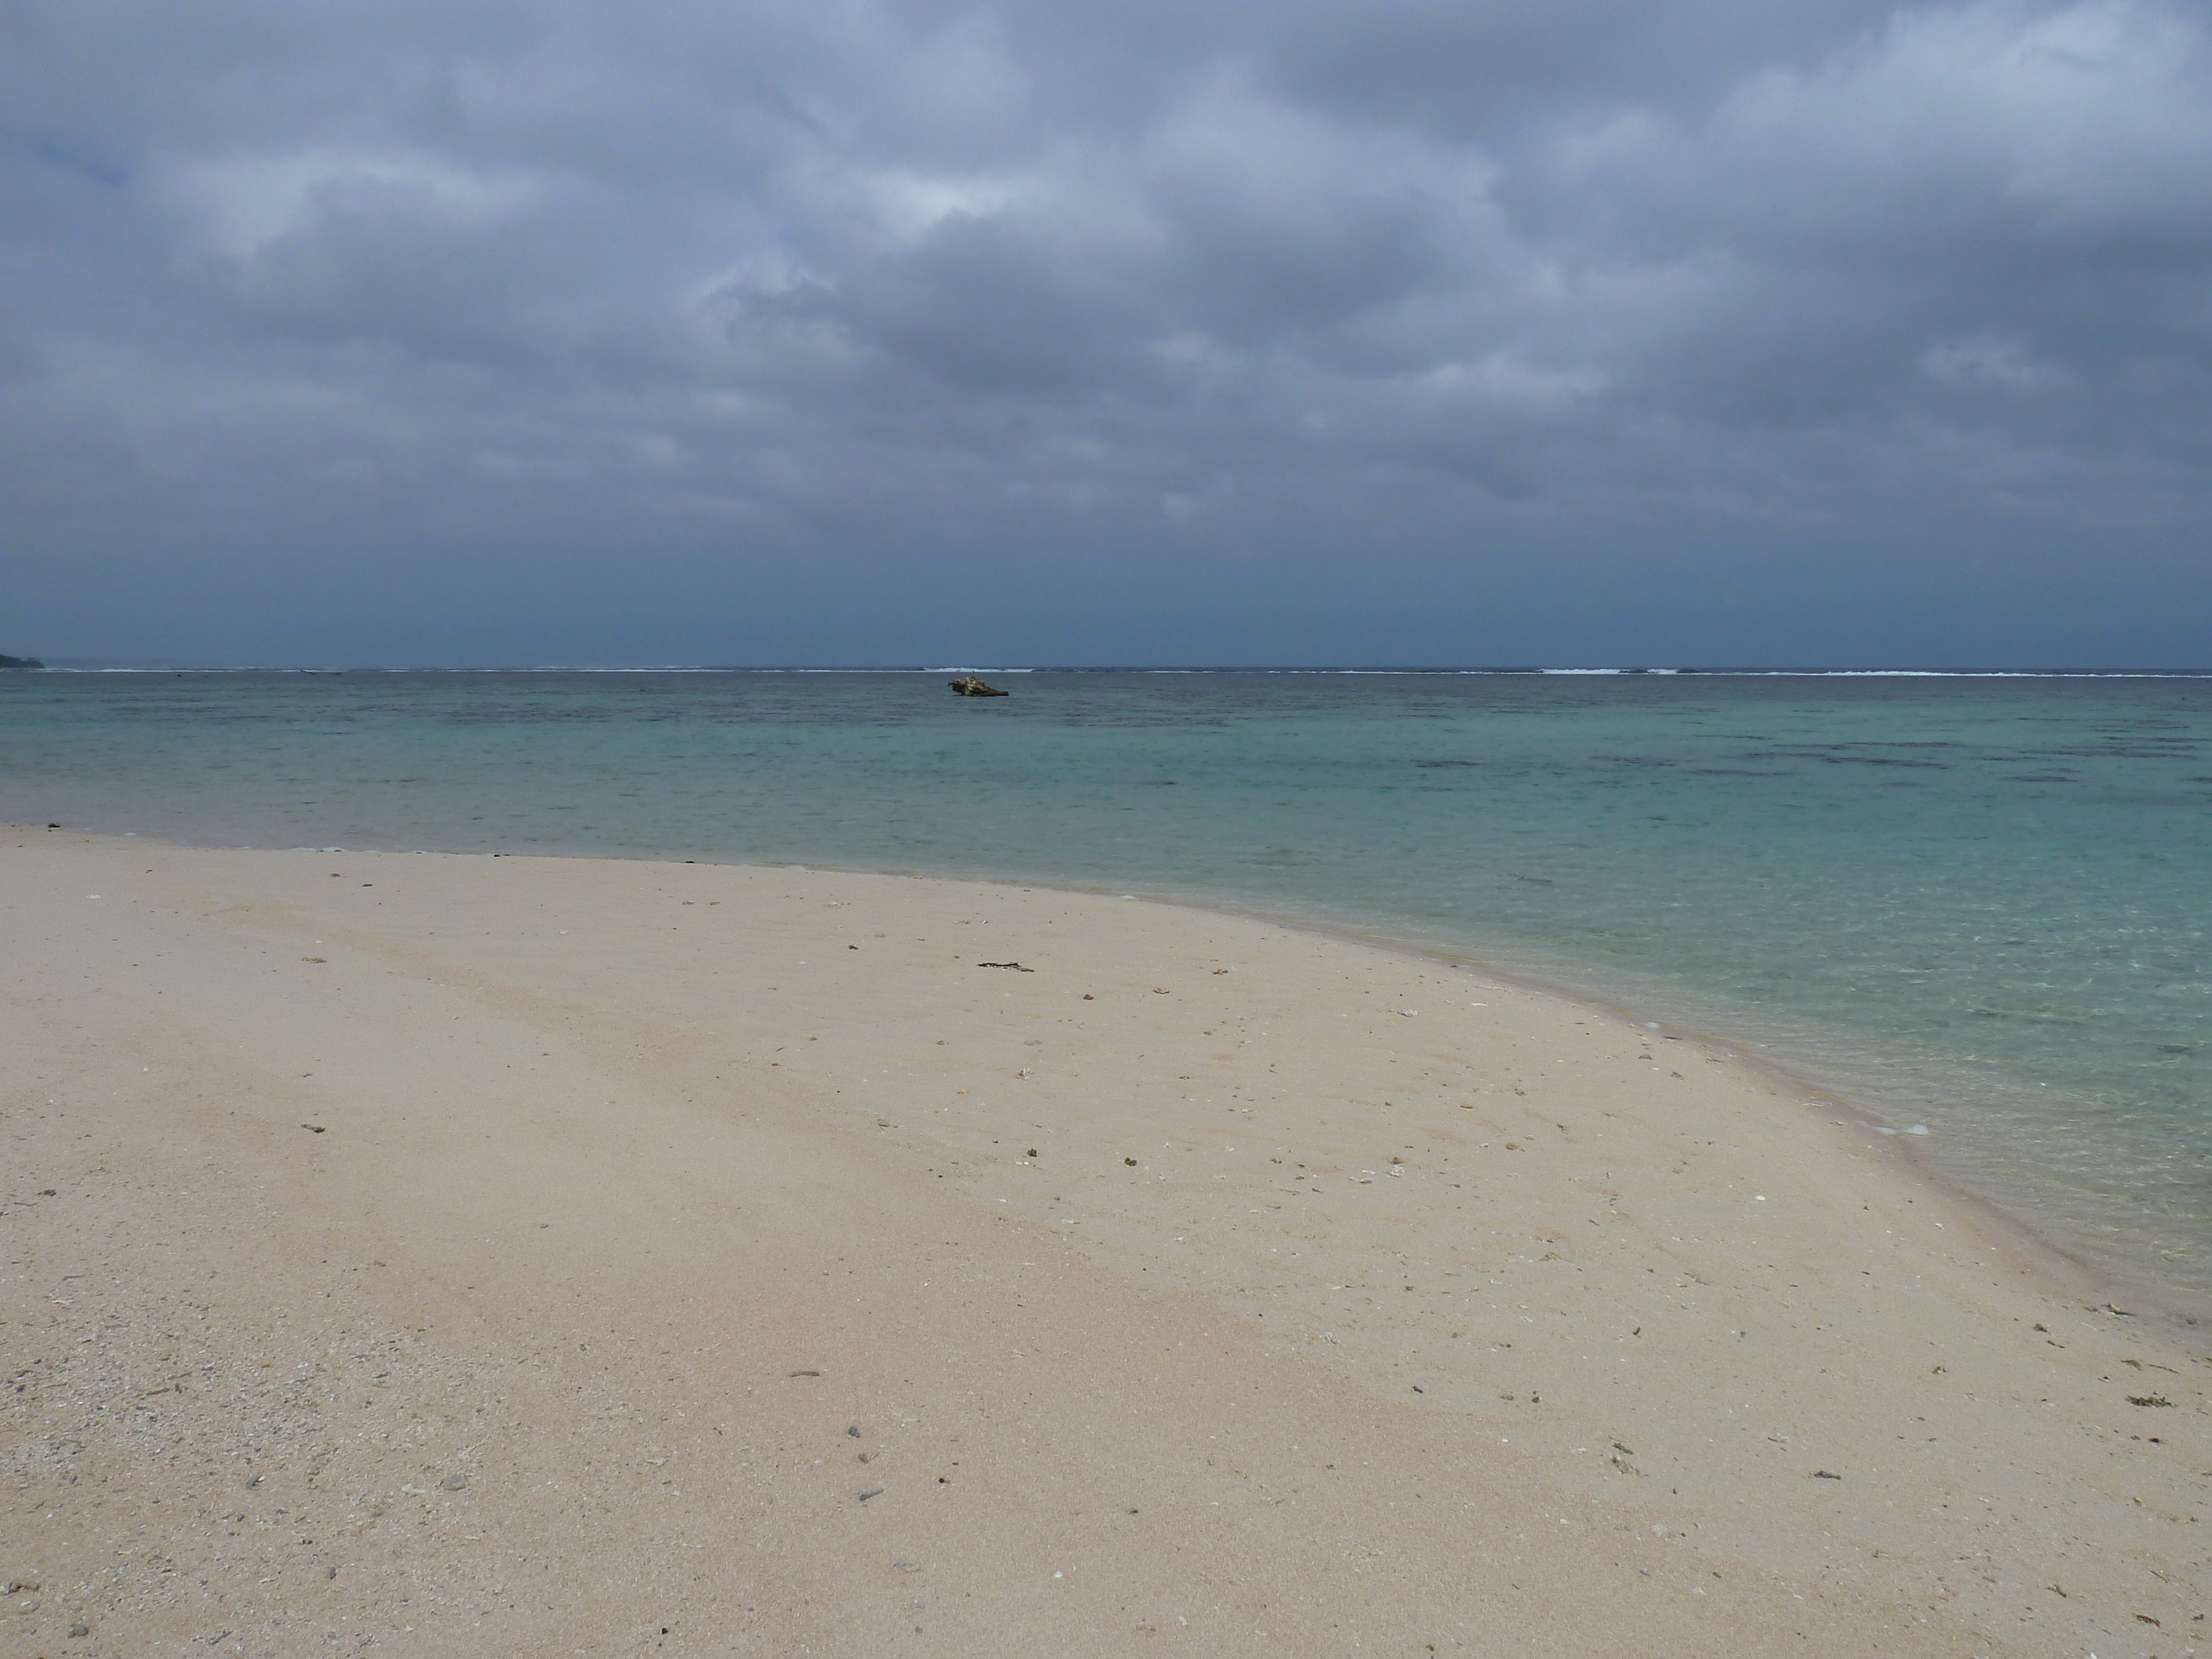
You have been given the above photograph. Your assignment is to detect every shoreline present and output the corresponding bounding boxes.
[18,807,2206,1322]
[181,827,2203,1336]
[23,809,2206,1326]
[6,827,2206,1655]
[98,815,2184,1329]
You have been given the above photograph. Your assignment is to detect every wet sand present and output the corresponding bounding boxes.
[3,828,2206,1656]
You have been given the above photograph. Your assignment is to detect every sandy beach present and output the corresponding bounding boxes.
[3,827,2205,1657]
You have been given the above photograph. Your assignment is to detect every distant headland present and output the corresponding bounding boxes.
[0,654,44,670]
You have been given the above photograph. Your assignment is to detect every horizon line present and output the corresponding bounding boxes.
[15,662,2212,679]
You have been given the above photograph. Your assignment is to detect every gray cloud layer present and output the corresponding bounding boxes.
[3,0,2209,664]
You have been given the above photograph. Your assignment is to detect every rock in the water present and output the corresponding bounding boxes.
[948,676,1008,697]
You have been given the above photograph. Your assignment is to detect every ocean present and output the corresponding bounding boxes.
[6,667,2208,1297]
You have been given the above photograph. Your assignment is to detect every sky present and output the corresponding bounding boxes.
[2,0,2209,667]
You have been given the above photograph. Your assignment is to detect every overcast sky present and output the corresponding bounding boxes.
[3,0,2209,666]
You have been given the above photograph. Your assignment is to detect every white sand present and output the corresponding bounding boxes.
[3,829,2205,1656]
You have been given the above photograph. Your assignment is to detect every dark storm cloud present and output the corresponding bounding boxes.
[2,0,2209,664]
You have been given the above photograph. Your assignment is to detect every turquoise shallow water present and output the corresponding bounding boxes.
[5,669,2209,1292]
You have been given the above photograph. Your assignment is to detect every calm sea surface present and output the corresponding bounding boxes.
[6,669,2208,1295]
